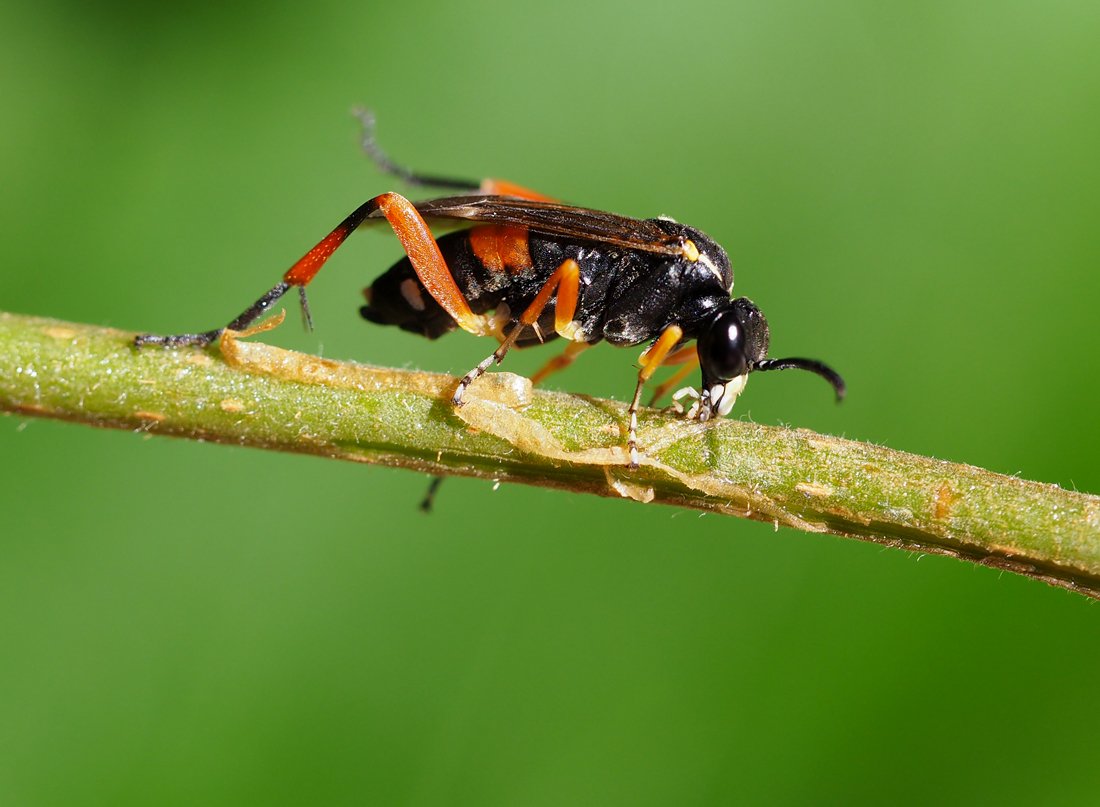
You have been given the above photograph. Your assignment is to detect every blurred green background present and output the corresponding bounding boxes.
[2,0,1099,804]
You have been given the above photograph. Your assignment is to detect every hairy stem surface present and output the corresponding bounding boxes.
[2,311,1097,598]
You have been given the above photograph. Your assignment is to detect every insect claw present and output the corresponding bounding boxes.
[671,386,701,419]
[697,391,713,422]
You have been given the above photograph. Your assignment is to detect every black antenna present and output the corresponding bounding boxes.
[754,357,846,401]
[353,108,481,192]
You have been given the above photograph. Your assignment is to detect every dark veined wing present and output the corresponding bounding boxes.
[366,195,686,257]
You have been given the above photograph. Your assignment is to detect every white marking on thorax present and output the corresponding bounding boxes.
[697,252,723,283]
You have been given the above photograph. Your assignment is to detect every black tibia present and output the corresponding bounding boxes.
[298,286,314,332]
[134,281,291,347]
[419,476,445,513]
[133,327,224,349]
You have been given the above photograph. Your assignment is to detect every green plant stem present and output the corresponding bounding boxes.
[2,311,1098,598]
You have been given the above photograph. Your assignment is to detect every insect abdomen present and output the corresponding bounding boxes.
[361,228,536,339]
[361,226,679,348]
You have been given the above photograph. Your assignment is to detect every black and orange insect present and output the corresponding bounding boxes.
[136,112,845,467]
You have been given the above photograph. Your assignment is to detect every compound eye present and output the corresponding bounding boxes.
[698,310,748,381]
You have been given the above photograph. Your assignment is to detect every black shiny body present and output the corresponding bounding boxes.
[133,116,846,463]
[362,218,734,350]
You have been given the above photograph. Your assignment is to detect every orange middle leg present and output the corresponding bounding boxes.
[452,258,581,405]
[530,341,590,386]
